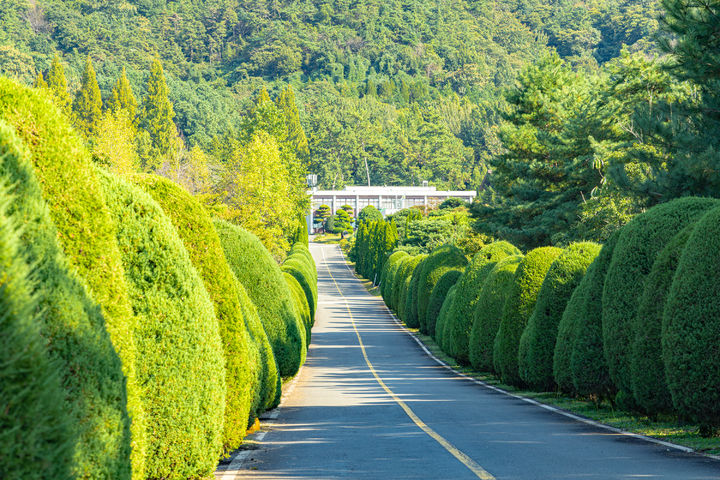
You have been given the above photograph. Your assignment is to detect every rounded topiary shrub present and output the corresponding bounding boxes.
[0,180,74,480]
[381,250,409,308]
[416,244,469,335]
[569,233,619,399]
[285,272,312,347]
[494,246,563,387]
[518,243,601,391]
[0,118,134,478]
[444,241,521,364]
[282,254,318,323]
[602,197,717,399]
[215,219,306,377]
[288,243,317,281]
[429,270,462,344]
[132,173,258,452]
[663,205,720,433]
[553,273,586,395]
[631,225,694,414]
[99,170,226,480]
[0,79,143,477]
[437,285,459,353]
[233,271,280,412]
[404,256,429,328]
[469,255,523,372]
[393,255,424,319]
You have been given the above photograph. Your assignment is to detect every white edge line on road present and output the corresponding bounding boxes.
[331,244,720,463]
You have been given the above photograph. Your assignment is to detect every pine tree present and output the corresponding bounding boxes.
[275,85,309,156]
[73,56,103,138]
[46,54,70,110]
[139,59,179,168]
[108,67,138,120]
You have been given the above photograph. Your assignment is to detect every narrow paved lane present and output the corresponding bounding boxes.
[221,244,720,480]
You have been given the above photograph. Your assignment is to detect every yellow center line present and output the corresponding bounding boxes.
[320,246,495,480]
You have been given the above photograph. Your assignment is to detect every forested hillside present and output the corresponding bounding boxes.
[0,0,658,192]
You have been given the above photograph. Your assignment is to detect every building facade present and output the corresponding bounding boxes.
[309,185,477,232]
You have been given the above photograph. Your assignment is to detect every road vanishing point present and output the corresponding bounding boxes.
[216,244,720,480]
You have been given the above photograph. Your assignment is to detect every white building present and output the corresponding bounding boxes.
[308,185,477,232]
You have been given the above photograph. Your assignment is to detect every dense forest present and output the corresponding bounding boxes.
[1,0,718,249]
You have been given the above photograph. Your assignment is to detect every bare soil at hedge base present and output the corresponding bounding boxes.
[349,259,720,458]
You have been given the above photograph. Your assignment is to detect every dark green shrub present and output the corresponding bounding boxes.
[358,205,383,224]
[131,173,257,452]
[553,274,585,395]
[631,226,694,414]
[444,241,521,364]
[396,255,427,321]
[404,256,429,328]
[663,205,720,432]
[0,177,74,480]
[428,270,462,343]
[519,243,601,391]
[99,170,226,479]
[569,233,620,399]
[282,256,318,322]
[391,255,417,314]
[285,272,312,347]
[494,247,563,387]
[215,219,307,377]
[0,77,143,478]
[417,244,469,335]
[437,285,459,352]
[469,255,523,372]
[380,250,409,307]
[290,243,317,282]
[602,197,717,399]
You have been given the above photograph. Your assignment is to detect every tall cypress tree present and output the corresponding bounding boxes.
[108,67,138,120]
[139,59,179,166]
[34,72,48,89]
[46,54,70,111]
[73,56,103,138]
[275,85,309,156]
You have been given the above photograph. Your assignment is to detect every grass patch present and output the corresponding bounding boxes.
[312,233,343,244]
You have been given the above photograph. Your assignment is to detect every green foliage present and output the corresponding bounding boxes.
[569,232,619,399]
[436,285,459,353]
[325,215,336,234]
[215,219,306,377]
[404,256,429,328]
[429,270,462,347]
[444,241,521,364]
[285,272,312,346]
[395,255,427,322]
[131,173,257,452]
[631,225,693,414]
[494,246,563,386]
[72,56,102,138]
[469,255,523,372]
[416,244,469,335]
[602,197,717,398]
[0,79,143,478]
[100,170,226,479]
[380,250,410,308]
[0,125,88,480]
[334,209,353,234]
[282,248,318,323]
[358,205,383,224]
[108,67,138,119]
[663,204,720,432]
[439,197,468,210]
[519,243,601,391]
[138,59,179,167]
[45,53,70,110]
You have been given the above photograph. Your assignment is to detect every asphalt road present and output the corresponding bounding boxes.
[216,243,720,480]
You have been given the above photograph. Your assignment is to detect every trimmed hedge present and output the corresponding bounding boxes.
[215,219,307,377]
[429,270,462,344]
[131,173,257,452]
[663,205,720,433]
[569,233,619,399]
[99,170,226,479]
[602,197,717,399]
[444,241,521,364]
[381,250,410,308]
[0,78,142,478]
[285,272,312,347]
[519,243,601,391]
[437,285,459,353]
[469,255,523,372]
[392,255,422,318]
[631,226,693,414]
[282,255,318,322]
[404,256,429,328]
[0,174,74,480]
[494,246,563,386]
[416,244,469,335]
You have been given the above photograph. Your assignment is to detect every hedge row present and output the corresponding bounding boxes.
[350,217,398,284]
[370,196,720,435]
[0,79,317,478]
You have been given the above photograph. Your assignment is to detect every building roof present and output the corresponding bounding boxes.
[311,185,477,197]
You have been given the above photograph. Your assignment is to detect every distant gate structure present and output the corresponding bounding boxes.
[308,185,477,233]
